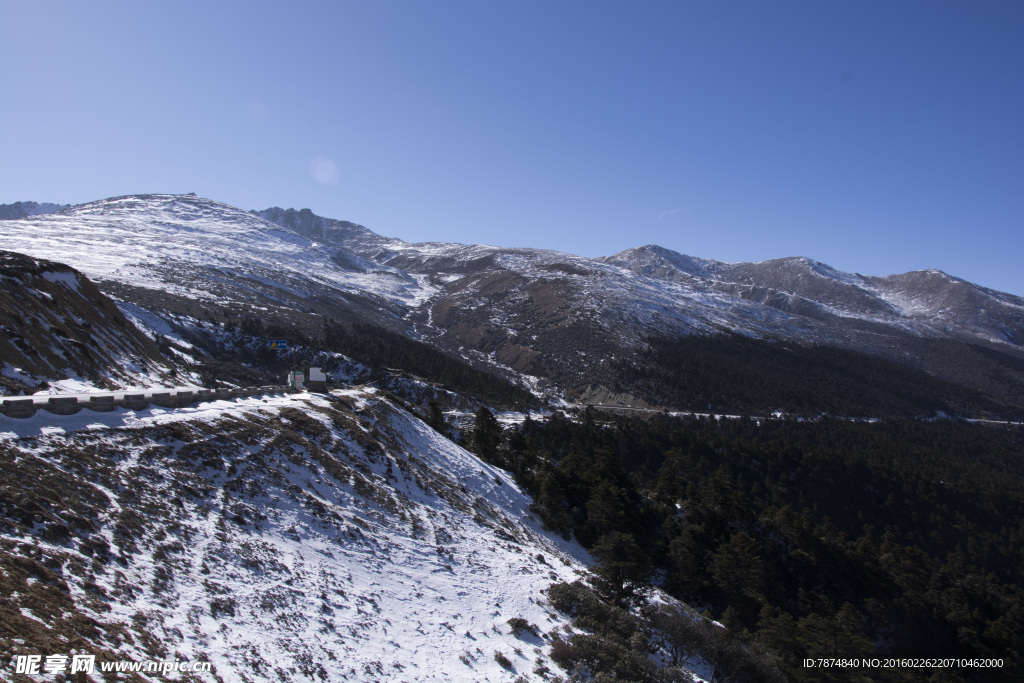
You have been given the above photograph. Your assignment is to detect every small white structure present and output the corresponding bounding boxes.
[288,371,305,389]
[307,367,327,392]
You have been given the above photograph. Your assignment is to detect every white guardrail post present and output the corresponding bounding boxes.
[1,386,291,419]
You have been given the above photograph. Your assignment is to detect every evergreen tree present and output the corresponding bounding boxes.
[425,398,447,433]
[590,531,652,606]
[710,531,765,600]
[535,472,571,535]
[472,406,502,463]
[581,480,628,545]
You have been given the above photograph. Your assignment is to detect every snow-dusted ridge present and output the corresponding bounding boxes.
[3,192,1023,406]
[1,194,437,315]
[0,250,180,395]
[601,243,1024,343]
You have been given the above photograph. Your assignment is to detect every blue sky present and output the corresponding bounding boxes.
[2,1,1022,295]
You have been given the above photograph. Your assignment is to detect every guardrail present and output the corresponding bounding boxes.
[0,385,291,419]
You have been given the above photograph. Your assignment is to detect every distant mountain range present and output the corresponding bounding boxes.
[2,194,1022,411]
[0,200,69,220]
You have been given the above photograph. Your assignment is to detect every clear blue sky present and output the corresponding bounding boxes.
[2,1,1022,295]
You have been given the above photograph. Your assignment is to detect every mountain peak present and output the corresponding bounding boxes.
[254,206,377,246]
[600,244,716,280]
[0,200,69,220]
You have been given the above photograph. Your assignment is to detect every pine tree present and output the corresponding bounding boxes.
[472,406,502,464]
[425,398,447,433]
[590,531,651,606]
[535,472,571,536]
[710,531,765,601]
[583,481,627,543]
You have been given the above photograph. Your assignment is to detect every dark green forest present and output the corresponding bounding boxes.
[470,410,1024,682]
[619,334,1022,420]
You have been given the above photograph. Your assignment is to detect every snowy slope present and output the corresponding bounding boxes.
[0,194,435,332]
[253,206,1024,374]
[5,193,1021,353]
[0,390,597,682]
[256,203,1024,351]
[603,246,1024,345]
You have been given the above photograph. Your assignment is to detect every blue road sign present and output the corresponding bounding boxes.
[268,339,289,350]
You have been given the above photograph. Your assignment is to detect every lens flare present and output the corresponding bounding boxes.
[310,157,340,186]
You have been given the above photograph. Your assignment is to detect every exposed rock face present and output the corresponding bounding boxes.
[0,201,68,220]
[0,250,174,395]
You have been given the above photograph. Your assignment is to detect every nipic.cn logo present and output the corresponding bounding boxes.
[12,653,213,675]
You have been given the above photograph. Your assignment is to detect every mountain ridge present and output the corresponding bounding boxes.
[2,193,1022,411]
[0,250,177,395]
[0,200,69,220]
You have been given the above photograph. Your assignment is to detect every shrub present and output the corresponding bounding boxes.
[645,603,786,683]
[209,597,236,619]
[550,633,655,681]
[547,581,640,643]
[549,637,577,667]
[507,617,537,636]
[570,634,655,681]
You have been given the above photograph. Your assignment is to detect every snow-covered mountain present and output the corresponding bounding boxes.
[3,192,1024,681]
[603,246,1024,345]
[0,201,69,220]
[0,194,430,336]
[256,202,1024,404]
[254,202,1024,351]
[3,192,1023,406]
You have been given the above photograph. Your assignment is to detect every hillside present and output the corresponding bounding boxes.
[0,251,177,396]
[503,408,1024,682]
[260,204,1024,411]
[0,390,594,682]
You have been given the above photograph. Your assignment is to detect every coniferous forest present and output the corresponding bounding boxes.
[470,410,1024,682]
[621,334,1022,420]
